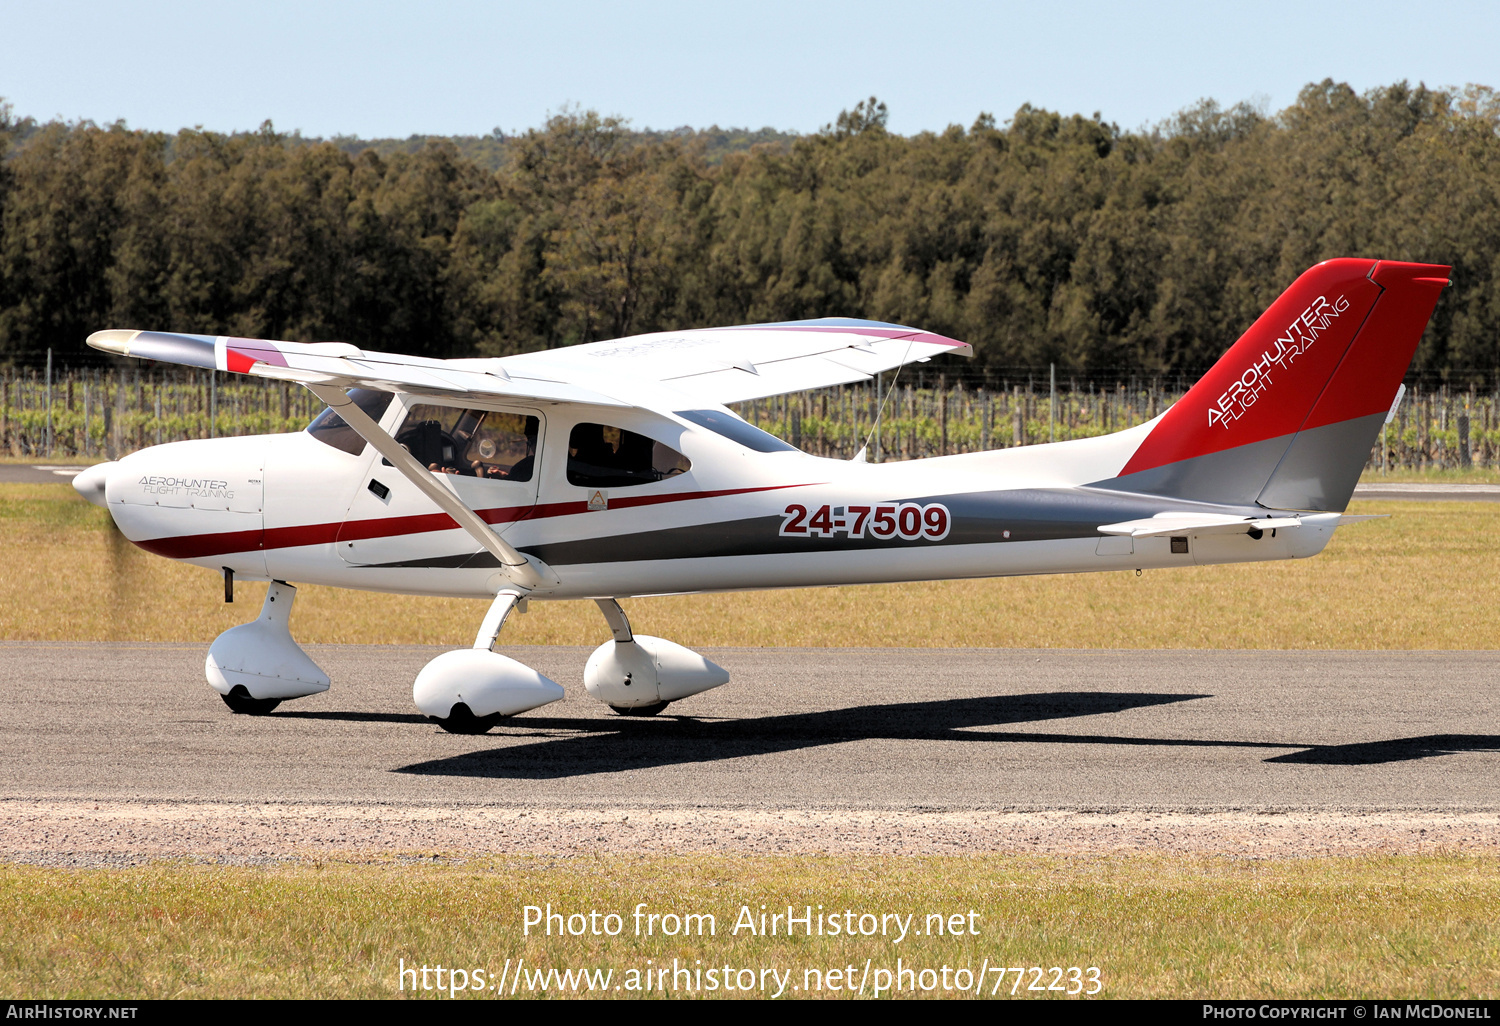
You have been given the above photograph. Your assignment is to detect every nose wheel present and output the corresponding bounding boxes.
[207,582,330,714]
[220,685,282,716]
[433,701,505,735]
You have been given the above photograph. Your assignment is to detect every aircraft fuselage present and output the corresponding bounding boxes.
[94,395,1335,604]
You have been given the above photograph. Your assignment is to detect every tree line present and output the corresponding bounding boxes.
[2,81,1498,380]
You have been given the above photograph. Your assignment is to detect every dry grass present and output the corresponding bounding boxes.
[3,482,1496,648]
[0,855,1496,999]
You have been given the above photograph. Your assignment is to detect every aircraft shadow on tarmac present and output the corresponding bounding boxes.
[1266,734,1500,765]
[274,710,432,725]
[395,691,1210,779]
[392,692,1500,779]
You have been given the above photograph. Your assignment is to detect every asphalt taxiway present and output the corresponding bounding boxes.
[3,643,1496,810]
[0,464,86,484]
[3,643,1497,858]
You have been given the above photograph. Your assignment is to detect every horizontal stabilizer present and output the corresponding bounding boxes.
[1098,513,1306,538]
[1098,512,1385,538]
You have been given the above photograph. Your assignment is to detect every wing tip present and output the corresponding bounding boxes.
[86,329,139,355]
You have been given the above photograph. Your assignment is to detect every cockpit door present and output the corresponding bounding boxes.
[337,401,544,568]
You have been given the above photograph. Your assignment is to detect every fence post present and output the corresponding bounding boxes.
[45,348,53,457]
[938,376,948,456]
[1049,362,1056,443]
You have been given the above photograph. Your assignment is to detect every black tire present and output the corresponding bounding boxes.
[433,701,503,735]
[221,685,281,716]
[609,701,670,717]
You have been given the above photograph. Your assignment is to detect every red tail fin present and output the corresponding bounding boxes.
[1098,259,1448,511]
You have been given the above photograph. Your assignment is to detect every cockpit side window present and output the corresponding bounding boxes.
[674,409,798,453]
[306,389,395,455]
[567,423,691,488]
[391,403,540,481]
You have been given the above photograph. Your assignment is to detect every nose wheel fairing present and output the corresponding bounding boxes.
[205,582,329,703]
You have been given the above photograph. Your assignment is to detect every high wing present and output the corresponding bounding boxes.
[86,318,968,591]
[87,317,971,411]
[501,318,972,404]
[85,330,630,408]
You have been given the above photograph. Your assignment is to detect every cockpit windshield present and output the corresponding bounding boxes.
[674,409,797,453]
[306,389,395,455]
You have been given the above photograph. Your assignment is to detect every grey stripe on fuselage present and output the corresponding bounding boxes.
[358,488,1273,569]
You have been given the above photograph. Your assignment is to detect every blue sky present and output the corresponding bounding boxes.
[4,0,1496,137]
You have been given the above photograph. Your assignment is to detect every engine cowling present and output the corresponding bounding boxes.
[583,636,729,709]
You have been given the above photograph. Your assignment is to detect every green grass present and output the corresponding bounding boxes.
[1,856,1496,999]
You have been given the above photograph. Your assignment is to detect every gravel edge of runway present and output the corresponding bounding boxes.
[4,800,1500,865]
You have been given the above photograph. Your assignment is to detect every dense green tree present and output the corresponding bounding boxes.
[4,83,1500,379]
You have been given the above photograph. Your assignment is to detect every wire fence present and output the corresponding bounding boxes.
[1,363,1493,472]
[1,365,320,459]
[736,372,1491,470]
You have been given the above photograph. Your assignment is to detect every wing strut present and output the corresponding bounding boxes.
[305,384,545,590]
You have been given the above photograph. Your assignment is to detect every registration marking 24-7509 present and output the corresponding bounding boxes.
[778,502,951,541]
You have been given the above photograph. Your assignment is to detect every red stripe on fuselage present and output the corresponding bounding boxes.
[129,482,820,560]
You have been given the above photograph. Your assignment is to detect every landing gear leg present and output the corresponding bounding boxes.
[595,600,669,716]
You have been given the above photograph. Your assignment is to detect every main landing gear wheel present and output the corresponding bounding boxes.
[221,685,281,716]
[433,701,504,735]
[609,701,670,717]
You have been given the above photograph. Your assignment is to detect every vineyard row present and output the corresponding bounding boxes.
[0,367,1490,471]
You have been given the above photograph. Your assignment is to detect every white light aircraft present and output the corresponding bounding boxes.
[74,258,1448,732]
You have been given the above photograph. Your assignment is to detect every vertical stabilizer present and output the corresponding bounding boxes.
[1092,259,1448,511]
